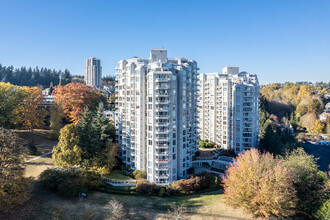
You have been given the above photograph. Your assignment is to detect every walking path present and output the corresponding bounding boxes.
[25,151,52,163]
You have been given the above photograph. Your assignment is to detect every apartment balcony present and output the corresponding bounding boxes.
[155,107,169,112]
[156,173,170,178]
[155,84,170,89]
[155,114,170,119]
[155,129,169,134]
[155,151,170,156]
[155,136,170,141]
[156,122,170,127]
[155,159,169,163]
[155,144,169,149]
[156,100,170,105]
[155,77,171,82]
[155,166,170,171]
[155,92,169,97]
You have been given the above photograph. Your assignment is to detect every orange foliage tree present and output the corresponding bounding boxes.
[12,86,47,130]
[53,83,106,123]
[222,148,297,218]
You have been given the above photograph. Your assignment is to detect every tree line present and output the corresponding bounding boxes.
[0,64,72,88]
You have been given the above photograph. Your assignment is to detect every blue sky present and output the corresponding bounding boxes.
[0,0,329,84]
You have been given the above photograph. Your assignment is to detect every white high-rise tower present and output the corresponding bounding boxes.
[197,66,259,154]
[115,49,198,185]
[85,57,102,88]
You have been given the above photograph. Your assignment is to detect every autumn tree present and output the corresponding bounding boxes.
[222,148,297,218]
[53,82,106,123]
[52,107,118,175]
[307,98,323,115]
[12,86,47,130]
[0,128,31,213]
[300,113,317,132]
[52,124,82,167]
[0,82,26,128]
[283,148,329,217]
[314,119,325,134]
[48,105,63,139]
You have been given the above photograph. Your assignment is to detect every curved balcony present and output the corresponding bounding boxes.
[155,166,170,171]
[155,77,170,82]
[155,151,170,156]
[155,115,170,120]
[155,159,169,163]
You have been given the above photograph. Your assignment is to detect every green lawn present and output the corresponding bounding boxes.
[106,169,132,180]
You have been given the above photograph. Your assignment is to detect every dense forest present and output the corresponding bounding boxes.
[0,64,72,88]
[259,82,330,155]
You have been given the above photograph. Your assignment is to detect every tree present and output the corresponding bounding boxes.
[105,199,126,220]
[314,119,325,134]
[52,108,118,175]
[300,113,317,132]
[198,140,215,148]
[133,170,147,179]
[12,86,47,130]
[0,82,26,128]
[222,148,297,218]
[307,98,323,115]
[52,124,82,167]
[0,128,31,212]
[259,119,298,155]
[48,105,63,139]
[314,199,330,220]
[53,83,106,123]
[283,148,329,217]
[167,204,186,220]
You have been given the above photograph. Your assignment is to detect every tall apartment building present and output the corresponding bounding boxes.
[85,57,102,88]
[197,66,259,154]
[115,49,198,185]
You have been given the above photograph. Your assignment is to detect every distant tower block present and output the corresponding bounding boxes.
[85,57,102,88]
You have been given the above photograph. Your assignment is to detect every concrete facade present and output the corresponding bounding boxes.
[115,49,198,185]
[197,66,259,154]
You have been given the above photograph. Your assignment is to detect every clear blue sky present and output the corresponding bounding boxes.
[0,0,329,84]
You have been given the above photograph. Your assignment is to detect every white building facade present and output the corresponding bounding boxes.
[197,66,259,154]
[85,57,102,88]
[115,49,198,185]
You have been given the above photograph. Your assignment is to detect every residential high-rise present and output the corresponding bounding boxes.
[197,66,259,154]
[85,57,102,87]
[115,49,198,185]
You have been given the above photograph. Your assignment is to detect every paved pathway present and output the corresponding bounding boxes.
[25,151,52,163]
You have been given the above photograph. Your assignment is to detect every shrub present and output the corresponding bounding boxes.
[314,199,330,220]
[26,142,37,155]
[135,181,158,194]
[198,140,215,148]
[158,186,172,197]
[195,171,221,189]
[171,176,202,194]
[132,170,147,179]
[222,148,297,218]
[105,199,126,220]
[39,167,103,197]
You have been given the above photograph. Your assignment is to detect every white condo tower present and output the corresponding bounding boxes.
[115,49,198,185]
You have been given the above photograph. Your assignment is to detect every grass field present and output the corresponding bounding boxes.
[106,169,132,180]
[24,154,55,179]
[87,190,252,219]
